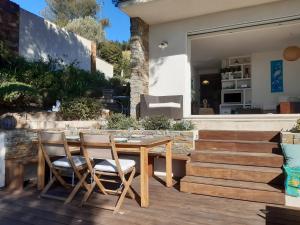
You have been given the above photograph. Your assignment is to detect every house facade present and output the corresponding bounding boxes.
[117,0,300,130]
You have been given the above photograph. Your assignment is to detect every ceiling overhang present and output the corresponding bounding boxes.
[119,0,282,25]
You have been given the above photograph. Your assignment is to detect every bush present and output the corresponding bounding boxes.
[0,81,41,108]
[107,113,138,130]
[172,120,195,131]
[60,98,102,120]
[141,115,171,130]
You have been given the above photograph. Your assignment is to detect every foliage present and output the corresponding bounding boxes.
[0,82,41,108]
[0,48,109,109]
[98,41,131,77]
[172,120,195,131]
[107,113,138,130]
[42,0,100,27]
[141,115,172,130]
[65,16,105,44]
[60,97,102,120]
[290,119,300,133]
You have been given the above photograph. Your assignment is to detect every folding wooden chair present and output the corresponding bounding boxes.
[38,131,90,204]
[79,133,136,214]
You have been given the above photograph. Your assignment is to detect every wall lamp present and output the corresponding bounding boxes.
[283,46,300,61]
[158,41,168,49]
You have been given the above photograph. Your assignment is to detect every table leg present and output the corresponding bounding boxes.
[37,145,45,190]
[140,147,149,207]
[166,141,173,187]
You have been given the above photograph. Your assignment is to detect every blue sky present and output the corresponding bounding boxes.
[11,0,130,42]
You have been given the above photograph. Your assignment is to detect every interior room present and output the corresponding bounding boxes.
[190,21,300,115]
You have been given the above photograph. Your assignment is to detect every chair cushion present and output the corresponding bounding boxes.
[94,159,135,173]
[149,102,181,108]
[53,156,87,168]
[281,143,300,168]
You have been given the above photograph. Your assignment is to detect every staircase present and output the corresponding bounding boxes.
[181,130,285,205]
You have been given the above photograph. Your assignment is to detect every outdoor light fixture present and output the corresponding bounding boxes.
[202,80,210,85]
[158,41,168,49]
[283,46,300,61]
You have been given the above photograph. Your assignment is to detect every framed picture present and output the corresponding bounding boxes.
[271,60,283,93]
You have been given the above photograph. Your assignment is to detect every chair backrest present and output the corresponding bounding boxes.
[38,132,66,157]
[79,133,123,175]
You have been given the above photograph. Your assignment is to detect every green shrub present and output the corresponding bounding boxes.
[60,98,102,120]
[141,115,171,130]
[0,81,41,108]
[107,113,138,130]
[172,120,195,131]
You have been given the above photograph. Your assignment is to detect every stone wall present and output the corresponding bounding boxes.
[0,0,19,54]
[281,132,300,144]
[130,17,149,118]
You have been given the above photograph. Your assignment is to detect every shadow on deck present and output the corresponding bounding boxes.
[0,177,279,225]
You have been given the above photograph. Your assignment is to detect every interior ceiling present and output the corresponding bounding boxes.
[191,22,300,71]
[121,0,281,25]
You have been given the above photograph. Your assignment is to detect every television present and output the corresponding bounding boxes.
[223,92,242,104]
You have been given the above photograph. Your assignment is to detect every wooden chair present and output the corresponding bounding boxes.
[38,131,90,204]
[79,133,136,214]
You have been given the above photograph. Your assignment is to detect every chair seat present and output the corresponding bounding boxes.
[53,156,87,168]
[94,159,135,173]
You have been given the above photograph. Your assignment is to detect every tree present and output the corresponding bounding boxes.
[65,17,105,43]
[42,0,100,27]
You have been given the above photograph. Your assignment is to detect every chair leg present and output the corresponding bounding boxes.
[114,168,136,214]
[65,172,89,204]
[40,176,56,197]
[93,173,107,195]
[81,181,97,207]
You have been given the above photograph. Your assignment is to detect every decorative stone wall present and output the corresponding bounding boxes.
[0,0,20,54]
[281,132,300,144]
[130,17,149,118]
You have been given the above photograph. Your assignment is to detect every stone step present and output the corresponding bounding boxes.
[190,151,283,167]
[180,176,285,205]
[195,139,281,153]
[186,162,283,183]
[198,130,280,142]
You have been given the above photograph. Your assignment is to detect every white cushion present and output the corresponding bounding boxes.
[53,156,86,168]
[149,102,181,108]
[94,159,135,173]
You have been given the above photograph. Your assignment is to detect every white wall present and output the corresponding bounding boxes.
[0,133,5,188]
[96,57,114,79]
[252,50,300,110]
[19,9,92,71]
[148,0,300,117]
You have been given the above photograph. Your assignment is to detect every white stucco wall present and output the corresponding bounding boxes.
[19,9,92,71]
[96,57,114,79]
[148,0,300,117]
[252,50,300,110]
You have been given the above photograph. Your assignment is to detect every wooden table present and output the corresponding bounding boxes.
[35,137,173,208]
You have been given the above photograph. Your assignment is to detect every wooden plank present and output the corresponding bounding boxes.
[195,139,280,153]
[186,162,283,183]
[198,130,280,142]
[191,151,283,167]
[37,143,45,190]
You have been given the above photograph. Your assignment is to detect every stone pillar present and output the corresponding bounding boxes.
[130,17,149,118]
[0,0,20,54]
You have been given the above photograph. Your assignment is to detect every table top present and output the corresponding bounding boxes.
[33,136,171,149]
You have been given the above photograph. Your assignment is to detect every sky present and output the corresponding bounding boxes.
[10,0,130,42]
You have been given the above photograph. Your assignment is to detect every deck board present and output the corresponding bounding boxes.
[0,177,271,225]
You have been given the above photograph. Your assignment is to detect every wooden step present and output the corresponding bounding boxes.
[180,176,285,205]
[198,130,280,142]
[190,151,283,167]
[195,139,281,153]
[186,162,283,183]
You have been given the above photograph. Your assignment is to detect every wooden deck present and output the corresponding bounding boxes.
[0,177,276,225]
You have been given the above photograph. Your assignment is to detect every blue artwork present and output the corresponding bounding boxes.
[271,60,283,93]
